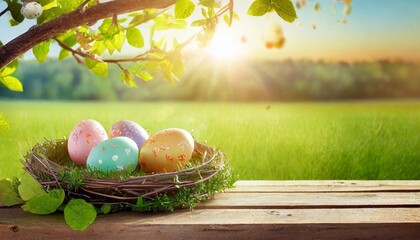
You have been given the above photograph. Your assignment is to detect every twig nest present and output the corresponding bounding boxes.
[21,2,43,19]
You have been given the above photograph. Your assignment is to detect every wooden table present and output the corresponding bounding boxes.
[1,180,420,239]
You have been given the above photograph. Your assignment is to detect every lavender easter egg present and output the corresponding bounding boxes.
[87,137,139,173]
[68,119,108,165]
[139,128,194,173]
[109,120,149,149]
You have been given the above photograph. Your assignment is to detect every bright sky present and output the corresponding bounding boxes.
[1,0,420,62]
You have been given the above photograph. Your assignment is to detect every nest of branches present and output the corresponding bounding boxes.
[22,139,232,211]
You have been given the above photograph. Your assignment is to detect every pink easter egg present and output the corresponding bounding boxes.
[68,119,108,165]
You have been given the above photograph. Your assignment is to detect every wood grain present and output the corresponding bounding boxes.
[1,180,420,239]
[1,208,420,239]
[198,192,420,209]
[231,180,420,193]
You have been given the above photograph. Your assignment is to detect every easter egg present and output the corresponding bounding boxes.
[109,120,149,149]
[68,119,108,165]
[139,128,194,173]
[21,2,43,19]
[87,137,139,173]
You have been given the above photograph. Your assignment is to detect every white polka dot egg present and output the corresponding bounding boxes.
[87,137,139,173]
[21,2,43,19]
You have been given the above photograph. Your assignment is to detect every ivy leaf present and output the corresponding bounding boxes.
[120,69,136,87]
[18,172,45,201]
[0,76,23,92]
[33,41,51,63]
[247,0,273,16]
[0,60,18,76]
[22,189,65,215]
[0,179,23,206]
[175,0,195,19]
[273,0,297,23]
[84,58,108,77]
[126,27,144,48]
[5,0,24,24]
[64,199,97,231]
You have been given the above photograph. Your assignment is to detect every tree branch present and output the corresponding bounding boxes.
[0,7,8,18]
[0,0,176,69]
[55,37,162,65]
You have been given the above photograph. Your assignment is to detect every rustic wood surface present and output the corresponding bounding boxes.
[1,180,420,239]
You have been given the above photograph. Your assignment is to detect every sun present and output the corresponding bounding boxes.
[206,29,241,60]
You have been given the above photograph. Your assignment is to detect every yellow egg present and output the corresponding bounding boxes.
[139,128,194,173]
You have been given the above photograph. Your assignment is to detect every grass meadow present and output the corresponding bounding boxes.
[0,100,419,180]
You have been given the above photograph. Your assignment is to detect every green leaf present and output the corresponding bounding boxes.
[126,27,144,48]
[105,40,115,54]
[9,19,21,26]
[64,199,97,231]
[154,13,187,30]
[42,0,58,11]
[136,71,153,81]
[161,61,175,86]
[199,0,218,8]
[175,0,195,19]
[84,58,108,77]
[22,189,65,215]
[58,49,70,60]
[0,76,23,92]
[129,64,153,81]
[112,31,126,52]
[0,60,18,76]
[120,70,136,87]
[273,0,297,23]
[247,0,273,16]
[18,172,45,201]
[33,41,51,63]
[136,197,144,207]
[100,204,111,214]
[91,40,107,55]
[0,179,23,206]
[0,114,11,133]
[37,0,83,24]
[5,0,24,23]
[191,19,208,27]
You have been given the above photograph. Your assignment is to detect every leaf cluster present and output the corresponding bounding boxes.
[0,0,297,93]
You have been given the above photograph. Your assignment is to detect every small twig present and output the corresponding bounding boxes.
[0,7,8,18]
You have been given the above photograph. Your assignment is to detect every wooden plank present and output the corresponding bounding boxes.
[1,208,419,239]
[230,180,420,193]
[198,192,420,209]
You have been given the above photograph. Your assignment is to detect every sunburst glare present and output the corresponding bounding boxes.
[206,28,242,61]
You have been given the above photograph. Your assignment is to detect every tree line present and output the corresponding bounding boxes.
[1,58,419,101]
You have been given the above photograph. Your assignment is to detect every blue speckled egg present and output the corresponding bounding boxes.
[109,120,149,149]
[87,137,139,173]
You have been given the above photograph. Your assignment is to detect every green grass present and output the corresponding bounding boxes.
[1,100,420,180]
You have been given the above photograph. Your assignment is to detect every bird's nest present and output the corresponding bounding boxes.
[22,138,233,212]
